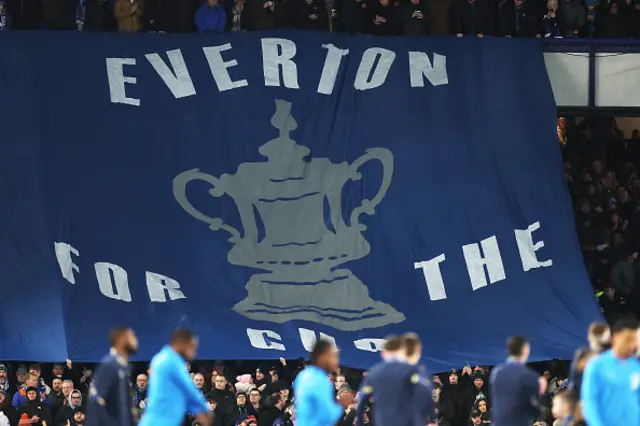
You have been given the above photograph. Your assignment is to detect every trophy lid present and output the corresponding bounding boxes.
[258,100,310,164]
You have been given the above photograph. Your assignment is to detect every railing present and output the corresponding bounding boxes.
[543,39,640,115]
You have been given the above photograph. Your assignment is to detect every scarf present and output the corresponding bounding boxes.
[0,0,6,31]
[231,4,243,31]
[76,0,86,30]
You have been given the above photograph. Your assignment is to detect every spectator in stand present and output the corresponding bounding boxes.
[441,368,466,426]
[293,0,329,30]
[196,0,227,33]
[56,389,83,426]
[0,366,11,397]
[247,389,261,413]
[258,392,286,426]
[133,374,148,412]
[0,390,17,426]
[17,387,51,426]
[432,383,455,426]
[453,0,496,37]
[114,0,144,32]
[399,0,429,36]
[366,0,398,36]
[49,378,65,420]
[245,0,277,30]
[12,373,48,409]
[67,406,86,426]
[558,0,585,37]
[460,370,488,421]
[193,374,206,393]
[206,375,233,426]
[429,0,453,34]
[498,0,541,37]
[333,0,368,34]
[227,0,249,32]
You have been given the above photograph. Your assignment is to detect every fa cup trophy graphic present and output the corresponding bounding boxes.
[173,100,405,331]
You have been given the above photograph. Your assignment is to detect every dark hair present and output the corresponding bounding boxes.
[310,339,334,365]
[383,335,404,352]
[506,335,528,357]
[611,317,639,334]
[470,410,481,419]
[28,364,40,372]
[171,328,197,345]
[402,333,421,357]
[108,327,131,347]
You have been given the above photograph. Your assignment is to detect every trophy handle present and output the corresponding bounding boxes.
[348,148,394,231]
[173,168,241,242]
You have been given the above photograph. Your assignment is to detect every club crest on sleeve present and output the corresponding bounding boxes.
[410,374,420,384]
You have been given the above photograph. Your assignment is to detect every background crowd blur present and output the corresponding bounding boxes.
[1,0,640,37]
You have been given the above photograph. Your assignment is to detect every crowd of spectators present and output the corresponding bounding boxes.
[1,0,640,38]
[561,118,640,323]
[0,355,581,426]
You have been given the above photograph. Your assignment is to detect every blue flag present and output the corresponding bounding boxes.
[0,31,601,370]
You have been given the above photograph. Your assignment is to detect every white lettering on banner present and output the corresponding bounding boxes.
[409,52,449,87]
[145,50,197,99]
[246,328,286,351]
[106,58,140,106]
[246,328,387,353]
[515,221,553,271]
[317,44,349,95]
[414,221,551,295]
[354,48,396,91]
[95,262,132,302]
[299,328,336,352]
[462,235,506,290]
[262,38,300,89]
[105,39,449,106]
[414,254,447,301]
[54,242,80,284]
[145,271,187,302]
[203,44,249,92]
[54,242,183,302]
[354,338,386,352]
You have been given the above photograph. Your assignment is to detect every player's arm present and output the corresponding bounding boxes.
[309,373,343,425]
[173,359,209,416]
[581,359,605,426]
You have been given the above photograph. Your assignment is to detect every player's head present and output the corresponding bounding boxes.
[170,328,199,360]
[310,339,339,372]
[109,327,138,355]
[402,332,422,365]
[552,390,577,420]
[587,322,611,353]
[611,317,639,359]
[506,335,530,363]
[381,335,405,361]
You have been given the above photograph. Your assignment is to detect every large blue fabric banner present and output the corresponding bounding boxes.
[0,31,601,370]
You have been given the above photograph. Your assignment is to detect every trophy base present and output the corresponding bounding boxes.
[232,269,406,331]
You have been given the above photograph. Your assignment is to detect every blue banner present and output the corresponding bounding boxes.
[0,31,601,370]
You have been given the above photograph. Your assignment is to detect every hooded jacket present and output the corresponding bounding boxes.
[55,390,83,426]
